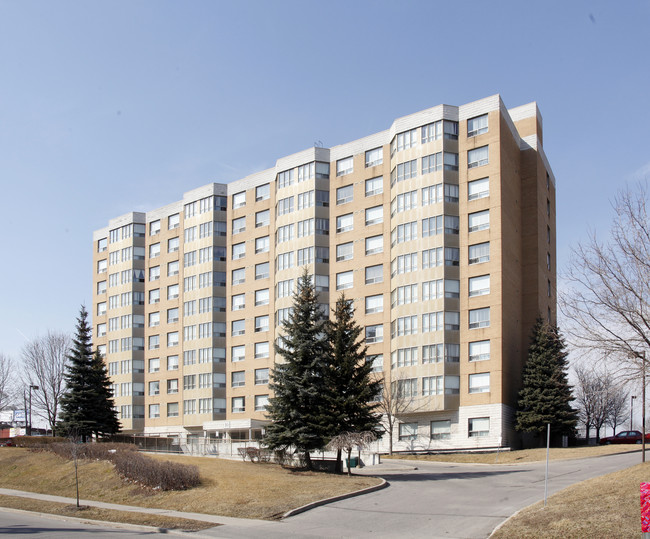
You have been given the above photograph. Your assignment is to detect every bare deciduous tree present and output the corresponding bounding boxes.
[561,183,650,378]
[0,353,15,411]
[21,332,70,435]
[327,431,376,476]
[375,375,426,455]
[574,364,629,442]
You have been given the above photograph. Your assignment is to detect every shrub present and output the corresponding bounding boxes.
[36,442,199,491]
[111,451,200,490]
[13,436,68,447]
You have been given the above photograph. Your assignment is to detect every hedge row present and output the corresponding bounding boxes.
[38,442,200,491]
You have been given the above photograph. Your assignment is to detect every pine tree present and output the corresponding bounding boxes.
[324,294,381,470]
[59,306,119,441]
[264,272,330,470]
[516,318,577,444]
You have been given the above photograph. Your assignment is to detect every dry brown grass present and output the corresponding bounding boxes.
[492,462,650,538]
[0,494,216,531]
[385,444,641,464]
[0,448,380,520]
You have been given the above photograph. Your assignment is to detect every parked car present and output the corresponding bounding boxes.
[0,440,14,447]
[598,430,650,444]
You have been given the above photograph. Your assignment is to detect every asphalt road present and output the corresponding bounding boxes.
[0,450,642,538]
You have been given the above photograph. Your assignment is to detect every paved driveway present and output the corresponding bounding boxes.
[208,450,642,538]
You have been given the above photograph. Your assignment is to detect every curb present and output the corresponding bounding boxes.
[282,477,388,518]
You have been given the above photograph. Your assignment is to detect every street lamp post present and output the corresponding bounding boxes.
[28,385,39,436]
[632,395,637,430]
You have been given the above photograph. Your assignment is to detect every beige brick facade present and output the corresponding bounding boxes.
[92,95,555,450]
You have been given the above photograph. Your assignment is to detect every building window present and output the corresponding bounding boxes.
[232,345,245,362]
[440,153,457,172]
[232,216,246,235]
[255,368,269,385]
[255,289,270,306]
[232,242,246,260]
[255,342,269,359]
[365,235,383,256]
[297,246,314,266]
[468,177,489,200]
[365,264,383,284]
[469,417,490,437]
[392,284,417,306]
[298,162,314,182]
[468,146,489,168]
[368,354,383,373]
[421,121,441,142]
[365,176,383,197]
[232,371,245,388]
[336,156,353,177]
[399,422,418,441]
[277,169,294,189]
[297,190,314,210]
[469,242,490,264]
[396,379,417,398]
[336,185,353,205]
[255,395,269,412]
[365,324,383,344]
[168,213,180,230]
[392,253,417,276]
[421,152,442,174]
[469,340,490,361]
[392,347,418,368]
[430,420,451,440]
[232,320,245,337]
[469,373,490,394]
[254,210,270,229]
[255,315,269,333]
[232,191,246,209]
[365,147,383,167]
[468,114,488,137]
[444,120,458,140]
[336,271,353,290]
[167,379,179,394]
[469,210,490,232]
[469,275,490,297]
[391,222,417,245]
[166,402,179,418]
[232,397,245,413]
[276,224,294,244]
[547,252,551,271]
[149,404,160,419]
[469,308,490,329]
[256,183,270,201]
[276,196,294,216]
[336,213,354,233]
[255,262,269,280]
[184,399,196,415]
[232,268,245,285]
[365,294,383,314]
[392,128,418,154]
[395,160,417,183]
[365,205,383,226]
[422,376,443,396]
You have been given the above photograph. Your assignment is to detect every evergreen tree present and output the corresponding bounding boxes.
[516,318,577,443]
[264,272,329,469]
[324,294,381,470]
[59,306,119,441]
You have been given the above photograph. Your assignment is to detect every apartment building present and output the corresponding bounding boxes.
[92,94,556,450]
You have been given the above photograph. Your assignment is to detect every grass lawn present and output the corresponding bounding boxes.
[0,494,216,531]
[384,444,642,464]
[0,448,381,521]
[492,462,650,538]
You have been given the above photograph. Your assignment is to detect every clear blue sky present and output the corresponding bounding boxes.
[1,0,649,363]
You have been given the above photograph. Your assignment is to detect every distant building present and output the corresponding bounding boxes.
[92,94,556,451]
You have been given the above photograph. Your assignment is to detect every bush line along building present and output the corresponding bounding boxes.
[92,94,556,451]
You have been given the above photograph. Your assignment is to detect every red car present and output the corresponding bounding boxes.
[599,430,650,444]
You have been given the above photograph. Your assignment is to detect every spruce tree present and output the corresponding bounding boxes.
[324,294,381,470]
[59,306,119,441]
[325,294,381,433]
[516,318,577,443]
[264,272,329,469]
